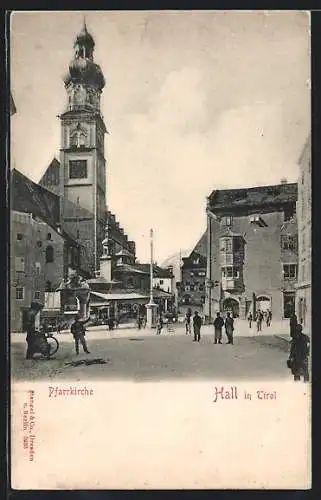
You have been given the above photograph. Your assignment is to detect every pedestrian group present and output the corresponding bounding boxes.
[23,300,310,384]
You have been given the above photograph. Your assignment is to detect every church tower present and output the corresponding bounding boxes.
[59,21,107,275]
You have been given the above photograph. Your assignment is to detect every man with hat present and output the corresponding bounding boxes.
[192,310,202,342]
[25,301,44,359]
[70,314,91,355]
[288,324,310,382]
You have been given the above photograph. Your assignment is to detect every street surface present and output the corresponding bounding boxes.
[11,320,292,381]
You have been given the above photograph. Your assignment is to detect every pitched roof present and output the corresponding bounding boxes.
[182,251,207,269]
[208,183,297,213]
[39,158,61,192]
[136,263,173,278]
[90,291,147,301]
[115,249,133,257]
[192,231,207,258]
[11,168,80,250]
[114,264,149,275]
[152,288,172,297]
[11,168,60,229]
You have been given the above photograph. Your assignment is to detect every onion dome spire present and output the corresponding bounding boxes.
[63,20,105,92]
[74,17,95,57]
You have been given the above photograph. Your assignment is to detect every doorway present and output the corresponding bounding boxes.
[256,295,271,313]
[222,298,239,318]
[283,292,295,319]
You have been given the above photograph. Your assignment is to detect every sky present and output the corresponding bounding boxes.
[11,10,310,263]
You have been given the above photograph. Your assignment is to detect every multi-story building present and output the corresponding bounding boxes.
[177,232,207,315]
[11,210,79,331]
[296,135,311,334]
[152,266,175,295]
[205,182,298,322]
[11,169,86,331]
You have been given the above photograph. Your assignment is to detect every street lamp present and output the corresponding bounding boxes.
[145,228,158,328]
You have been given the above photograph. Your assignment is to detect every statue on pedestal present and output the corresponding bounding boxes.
[57,273,90,323]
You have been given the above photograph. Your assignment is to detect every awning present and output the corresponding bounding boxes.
[90,291,148,301]
[90,303,111,308]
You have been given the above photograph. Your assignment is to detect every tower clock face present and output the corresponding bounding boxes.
[69,160,88,179]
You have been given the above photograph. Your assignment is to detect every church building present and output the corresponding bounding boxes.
[39,21,136,276]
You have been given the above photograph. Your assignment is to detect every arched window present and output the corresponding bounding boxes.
[46,245,54,263]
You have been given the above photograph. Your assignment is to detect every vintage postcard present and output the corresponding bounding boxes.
[10,10,311,489]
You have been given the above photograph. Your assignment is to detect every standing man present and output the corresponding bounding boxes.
[290,313,298,338]
[247,312,253,329]
[185,308,192,334]
[71,314,90,355]
[192,311,202,342]
[225,312,234,345]
[25,301,44,359]
[213,312,224,344]
[267,310,272,327]
[156,314,164,335]
[108,315,115,331]
[288,324,310,382]
[256,310,262,333]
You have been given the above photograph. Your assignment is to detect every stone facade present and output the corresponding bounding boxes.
[205,183,298,322]
[177,233,207,315]
[296,135,311,334]
[11,210,77,331]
